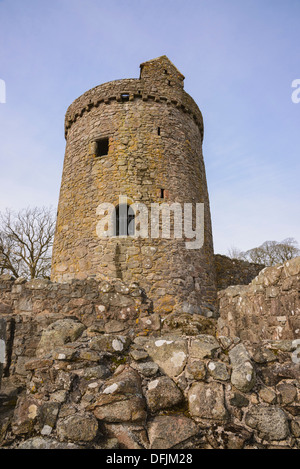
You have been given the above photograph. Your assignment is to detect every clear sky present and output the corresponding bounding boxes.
[0,0,299,255]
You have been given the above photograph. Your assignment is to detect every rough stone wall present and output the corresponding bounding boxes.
[214,254,264,291]
[51,56,217,316]
[0,318,5,389]
[1,308,300,448]
[0,276,151,385]
[218,257,300,342]
[0,275,299,449]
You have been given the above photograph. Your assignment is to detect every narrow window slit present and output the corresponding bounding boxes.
[115,204,135,236]
[96,137,109,157]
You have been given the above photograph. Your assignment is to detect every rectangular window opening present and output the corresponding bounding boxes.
[96,137,109,157]
[121,93,130,102]
[160,188,165,199]
[158,127,161,136]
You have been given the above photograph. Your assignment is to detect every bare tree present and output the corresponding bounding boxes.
[0,207,56,279]
[227,238,300,267]
[273,238,300,264]
[227,246,246,260]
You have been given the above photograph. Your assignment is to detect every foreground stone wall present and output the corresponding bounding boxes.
[1,315,299,449]
[0,275,152,385]
[218,256,300,342]
[0,272,299,449]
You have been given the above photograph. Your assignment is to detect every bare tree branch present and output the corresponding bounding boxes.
[229,238,300,267]
[0,206,56,279]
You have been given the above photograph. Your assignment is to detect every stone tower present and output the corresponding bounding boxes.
[51,56,217,316]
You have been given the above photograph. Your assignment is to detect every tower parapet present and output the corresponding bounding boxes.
[64,56,203,140]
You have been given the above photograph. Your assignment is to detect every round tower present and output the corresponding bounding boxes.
[51,56,217,316]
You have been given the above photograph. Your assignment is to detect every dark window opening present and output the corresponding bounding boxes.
[96,138,109,157]
[157,127,161,136]
[164,69,168,75]
[121,93,130,102]
[115,204,135,236]
[160,189,165,199]
[168,80,171,86]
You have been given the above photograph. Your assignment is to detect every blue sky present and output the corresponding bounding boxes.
[0,0,299,254]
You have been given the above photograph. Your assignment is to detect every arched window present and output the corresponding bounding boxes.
[115,204,135,236]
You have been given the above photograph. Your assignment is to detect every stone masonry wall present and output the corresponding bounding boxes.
[0,274,299,449]
[0,318,5,390]
[214,254,264,291]
[0,276,152,385]
[218,256,300,342]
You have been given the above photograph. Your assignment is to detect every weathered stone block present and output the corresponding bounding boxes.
[36,319,86,357]
[12,397,40,435]
[277,382,297,405]
[145,376,183,412]
[56,412,98,442]
[207,361,230,381]
[188,382,227,420]
[185,360,206,381]
[144,336,188,378]
[103,423,144,449]
[245,405,289,440]
[91,396,146,424]
[88,367,147,424]
[148,415,199,449]
[259,386,277,404]
[89,334,131,354]
[130,361,158,377]
[190,335,220,360]
[229,344,256,392]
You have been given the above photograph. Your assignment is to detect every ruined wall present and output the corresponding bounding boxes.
[218,256,300,342]
[214,254,264,291]
[0,318,5,389]
[0,276,151,385]
[0,273,299,449]
[51,56,217,316]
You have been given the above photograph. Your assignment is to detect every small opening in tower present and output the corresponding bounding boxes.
[121,93,130,101]
[114,204,135,236]
[168,80,171,86]
[164,69,168,74]
[160,189,165,199]
[157,127,161,136]
[96,138,109,157]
